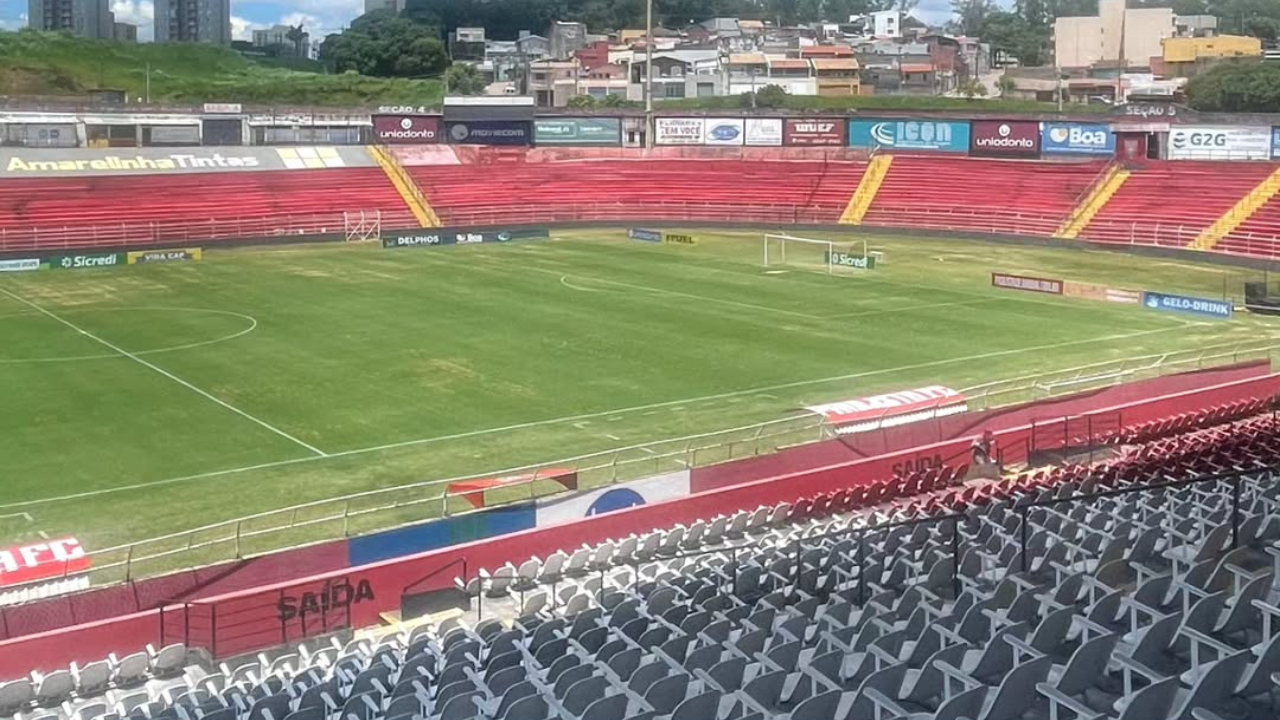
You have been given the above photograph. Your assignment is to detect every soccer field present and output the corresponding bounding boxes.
[0,229,1270,575]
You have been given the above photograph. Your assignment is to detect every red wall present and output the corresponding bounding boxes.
[4,372,1278,674]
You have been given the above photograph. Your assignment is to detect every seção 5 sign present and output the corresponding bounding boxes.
[970,120,1041,157]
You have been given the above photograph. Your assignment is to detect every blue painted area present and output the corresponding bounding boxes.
[1272,127,1280,159]
[1142,291,1233,320]
[347,504,537,567]
[848,119,969,152]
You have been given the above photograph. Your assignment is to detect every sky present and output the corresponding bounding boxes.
[0,0,975,43]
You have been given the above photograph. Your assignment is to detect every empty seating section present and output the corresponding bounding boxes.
[1079,162,1277,248]
[1222,194,1280,259]
[11,404,1280,720]
[861,157,1107,237]
[0,169,414,252]
[406,160,867,226]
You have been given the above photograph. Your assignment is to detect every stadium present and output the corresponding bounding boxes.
[4,98,1280,720]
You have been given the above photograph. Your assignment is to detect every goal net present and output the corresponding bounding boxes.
[763,233,879,275]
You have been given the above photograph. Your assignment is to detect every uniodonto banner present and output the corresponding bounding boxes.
[805,385,968,435]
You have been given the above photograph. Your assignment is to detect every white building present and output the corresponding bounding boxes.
[872,10,901,39]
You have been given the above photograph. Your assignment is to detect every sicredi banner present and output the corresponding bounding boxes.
[744,118,783,146]
[533,118,622,146]
[1143,291,1233,320]
[784,118,846,146]
[0,538,90,588]
[655,118,704,145]
[48,252,124,270]
[992,272,1063,294]
[848,119,970,152]
[1168,126,1271,161]
[126,248,203,264]
[444,120,531,146]
[703,118,745,146]
[382,226,549,248]
[0,258,40,273]
[970,120,1041,157]
[372,115,441,144]
[1042,123,1115,155]
[826,250,876,269]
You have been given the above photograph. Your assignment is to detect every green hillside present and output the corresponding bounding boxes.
[0,30,443,106]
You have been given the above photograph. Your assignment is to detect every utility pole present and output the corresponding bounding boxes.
[145,62,151,104]
[645,0,654,149]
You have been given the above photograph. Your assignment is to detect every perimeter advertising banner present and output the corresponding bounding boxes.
[47,252,125,270]
[1273,127,1280,160]
[1142,291,1233,319]
[0,538,90,588]
[444,120,531,146]
[703,118,745,146]
[1041,123,1115,156]
[970,120,1041,158]
[535,471,691,527]
[848,119,970,152]
[784,118,846,146]
[372,115,441,144]
[745,118,783,146]
[533,118,622,146]
[1168,126,1272,161]
[383,226,549,248]
[126,248,203,264]
[0,258,40,272]
[655,118,705,145]
[992,272,1063,294]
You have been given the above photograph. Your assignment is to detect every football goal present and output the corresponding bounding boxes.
[762,233,881,275]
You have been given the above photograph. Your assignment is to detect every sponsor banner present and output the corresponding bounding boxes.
[804,385,968,435]
[446,468,577,509]
[1063,280,1141,304]
[1041,123,1115,156]
[202,103,242,114]
[848,119,970,152]
[0,147,375,176]
[703,118,745,146]
[126,248,202,265]
[533,118,622,146]
[628,228,663,243]
[0,258,40,273]
[47,252,124,271]
[1143,291,1233,320]
[655,118,705,146]
[826,250,876,269]
[992,272,1063,295]
[372,115,441,144]
[1168,126,1271,161]
[535,470,691,527]
[970,120,1041,158]
[663,232,697,245]
[0,538,90,588]
[444,120,531,146]
[784,118,846,146]
[1107,288,1142,304]
[744,118,783,146]
[382,226,549,248]
[1271,127,1280,160]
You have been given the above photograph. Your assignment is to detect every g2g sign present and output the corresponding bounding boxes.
[1168,126,1271,160]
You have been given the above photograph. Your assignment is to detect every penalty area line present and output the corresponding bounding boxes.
[0,322,1196,510]
[0,286,327,458]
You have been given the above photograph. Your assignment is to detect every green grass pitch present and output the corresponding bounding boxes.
[0,229,1270,575]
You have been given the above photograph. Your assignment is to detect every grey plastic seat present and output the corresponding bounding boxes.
[0,680,34,715]
[73,660,112,697]
[579,693,628,720]
[33,670,75,708]
[962,656,1053,720]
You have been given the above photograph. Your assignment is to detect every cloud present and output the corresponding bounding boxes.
[111,0,154,40]
[230,15,260,41]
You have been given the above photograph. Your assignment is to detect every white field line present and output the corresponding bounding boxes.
[0,287,326,458]
[0,322,1194,510]
[821,297,1000,320]
[0,307,258,364]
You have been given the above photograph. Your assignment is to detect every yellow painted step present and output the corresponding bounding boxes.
[1190,167,1280,251]
[1055,165,1129,240]
[840,154,894,225]
[368,146,439,228]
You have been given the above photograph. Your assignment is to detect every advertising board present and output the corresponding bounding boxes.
[655,118,705,145]
[970,120,1041,158]
[826,250,876,269]
[784,118,846,146]
[1272,127,1280,160]
[0,258,40,273]
[703,118,745,146]
[1063,280,1142,304]
[372,115,441,144]
[744,118,783,146]
[126,248,203,265]
[0,538,90,588]
[804,386,967,435]
[991,272,1063,294]
[848,119,969,152]
[1168,126,1271,161]
[627,228,663,242]
[533,118,622,146]
[535,470,691,527]
[382,226,549,248]
[1142,291,1233,320]
[1041,123,1115,155]
[444,121,531,146]
[47,252,124,271]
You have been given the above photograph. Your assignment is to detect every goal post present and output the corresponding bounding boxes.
[763,233,871,275]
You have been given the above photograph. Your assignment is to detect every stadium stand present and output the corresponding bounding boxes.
[406,160,868,226]
[0,169,416,252]
[859,157,1109,238]
[1077,162,1279,249]
[6,408,1280,720]
[1221,193,1280,259]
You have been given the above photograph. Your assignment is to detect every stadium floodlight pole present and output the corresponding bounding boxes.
[645,0,654,149]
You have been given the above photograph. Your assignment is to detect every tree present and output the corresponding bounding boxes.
[959,77,988,98]
[950,0,998,35]
[444,63,487,95]
[599,92,628,108]
[741,83,789,109]
[1244,16,1280,41]
[980,10,1049,66]
[321,10,448,78]
[566,94,597,108]
[285,24,307,57]
[1185,62,1280,112]
[996,75,1016,97]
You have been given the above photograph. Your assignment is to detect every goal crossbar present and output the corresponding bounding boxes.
[763,233,869,275]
